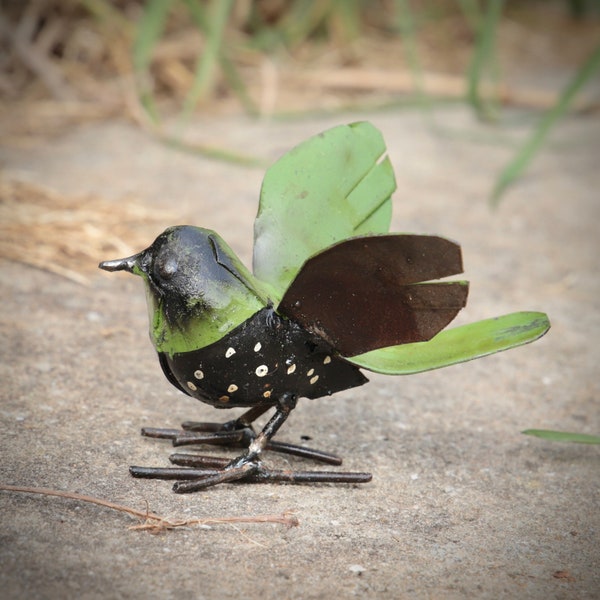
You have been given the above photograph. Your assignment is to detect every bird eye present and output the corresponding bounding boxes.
[156,255,178,280]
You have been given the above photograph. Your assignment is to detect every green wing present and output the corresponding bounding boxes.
[348,312,550,375]
[253,121,396,301]
[252,122,550,373]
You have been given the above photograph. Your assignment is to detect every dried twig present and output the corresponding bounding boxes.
[0,484,300,533]
[295,68,599,112]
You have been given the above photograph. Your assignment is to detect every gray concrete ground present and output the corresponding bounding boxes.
[1,108,598,599]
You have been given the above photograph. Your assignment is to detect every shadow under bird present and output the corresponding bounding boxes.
[99,122,550,492]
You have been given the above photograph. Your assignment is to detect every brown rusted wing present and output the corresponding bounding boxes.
[278,235,468,357]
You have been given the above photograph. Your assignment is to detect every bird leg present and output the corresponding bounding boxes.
[169,394,297,492]
[140,401,345,464]
[129,395,372,491]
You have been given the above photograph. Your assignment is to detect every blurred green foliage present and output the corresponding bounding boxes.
[523,430,600,444]
[76,0,600,201]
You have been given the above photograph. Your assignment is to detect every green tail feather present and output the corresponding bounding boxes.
[348,311,550,375]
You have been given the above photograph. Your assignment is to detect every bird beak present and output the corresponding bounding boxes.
[98,252,143,274]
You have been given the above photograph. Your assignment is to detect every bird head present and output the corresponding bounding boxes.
[99,226,267,355]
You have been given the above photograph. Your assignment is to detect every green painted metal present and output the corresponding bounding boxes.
[253,121,396,301]
[139,229,269,357]
[348,312,550,374]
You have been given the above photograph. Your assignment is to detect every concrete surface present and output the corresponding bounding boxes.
[1,108,598,599]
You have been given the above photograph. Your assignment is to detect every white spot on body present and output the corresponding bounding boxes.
[255,365,269,377]
[323,356,332,364]
[286,364,296,375]
[225,347,236,358]
[310,375,319,385]
[254,342,262,352]
[194,369,204,380]
[227,384,238,393]
[307,368,315,377]
[263,390,272,398]
[187,381,197,391]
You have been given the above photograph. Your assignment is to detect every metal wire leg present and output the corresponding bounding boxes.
[129,396,372,492]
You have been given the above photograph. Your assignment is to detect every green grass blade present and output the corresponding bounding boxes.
[182,0,258,115]
[217,57,260,116]
[133,0,171,72]
[180,0,235,119]
[133,0,172,123]
[159,132,267,167]
[491,41,600,205]
[278,0,333,47]
[522,430,600,445]
[466,0,504,121]
[393,0,431,113]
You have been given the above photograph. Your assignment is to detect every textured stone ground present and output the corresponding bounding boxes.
[1,107,598,599]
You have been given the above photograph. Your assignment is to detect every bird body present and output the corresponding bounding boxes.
[158,305,368,409]
[100,224,465,408]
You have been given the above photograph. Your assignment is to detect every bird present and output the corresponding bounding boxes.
[99,122,549,492]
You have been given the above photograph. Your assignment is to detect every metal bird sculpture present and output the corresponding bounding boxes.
[100,122,549,492]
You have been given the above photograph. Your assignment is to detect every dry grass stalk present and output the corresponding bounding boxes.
[293,67,600,111]
[0,179,173,285]
[2,0,598,142]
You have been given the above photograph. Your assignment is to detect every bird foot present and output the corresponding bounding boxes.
[130,420,372,491]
